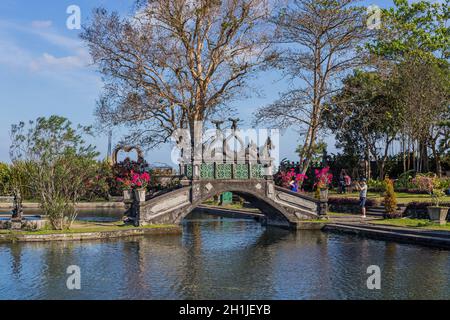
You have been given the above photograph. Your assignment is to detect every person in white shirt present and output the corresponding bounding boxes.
[355,178,368,218]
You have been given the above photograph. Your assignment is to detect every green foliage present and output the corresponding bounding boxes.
[9,161,35,201]
[296,141,327,167]
[10,116,100,230]
[0,163,11,196]
[384,178,399,218]
[324,70,403,178]
[394,170,416,190]
[84,160,113,201]
[368,0,450,62]
[367,178,386,191]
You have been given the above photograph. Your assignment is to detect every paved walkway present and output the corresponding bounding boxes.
[325,213,450,250]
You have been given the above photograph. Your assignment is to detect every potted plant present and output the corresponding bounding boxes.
[131,171,151,202]
[314,167,333,200]
[116,177,132,201]
[413,174,449,225]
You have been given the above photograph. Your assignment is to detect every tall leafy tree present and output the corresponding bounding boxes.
[254,0,372,174]
[325,70,403,179]
[367,0,450,176]
[369,0,449,62]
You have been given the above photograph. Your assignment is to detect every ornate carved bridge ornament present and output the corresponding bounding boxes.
[179,119,274,181]
[112,145,145,165]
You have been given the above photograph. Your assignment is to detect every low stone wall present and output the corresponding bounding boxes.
[0,226,182,243]
[0,218,46,231]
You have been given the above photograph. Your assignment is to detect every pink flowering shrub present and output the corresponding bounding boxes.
[276,168,308,189]
[412,174,446,206]
[314,167,333,189]
[412,175,434,194]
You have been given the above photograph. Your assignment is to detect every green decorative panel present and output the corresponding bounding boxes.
[216,164,233,179]
[200,163,214,179]
[235,164,249,180]
[251,164,264,179]
[185,164,193,178]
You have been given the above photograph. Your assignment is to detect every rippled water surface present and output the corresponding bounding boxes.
[0,213,449,300]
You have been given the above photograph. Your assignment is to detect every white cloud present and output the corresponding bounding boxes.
[31,20,52,29]
[30,52,89,72]
[0,19,92,73]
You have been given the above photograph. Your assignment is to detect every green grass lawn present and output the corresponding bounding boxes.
[371,218,450,231]
[329,190,446,204]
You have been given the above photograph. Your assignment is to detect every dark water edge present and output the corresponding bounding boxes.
[0,213,449,300]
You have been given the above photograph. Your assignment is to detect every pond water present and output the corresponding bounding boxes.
[0,212,449,300]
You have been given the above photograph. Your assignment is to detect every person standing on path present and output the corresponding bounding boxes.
[355,178,368,218]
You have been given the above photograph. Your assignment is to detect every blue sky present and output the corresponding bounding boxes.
[0,0,396,166]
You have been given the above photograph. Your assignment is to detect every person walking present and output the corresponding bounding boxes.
[355,178,368,218]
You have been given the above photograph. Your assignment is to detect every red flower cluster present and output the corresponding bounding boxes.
[117,170,151,190]
[131,171,150,189]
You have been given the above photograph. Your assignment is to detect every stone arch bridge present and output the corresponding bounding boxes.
[127,178,327,230]
[124,120,327,229]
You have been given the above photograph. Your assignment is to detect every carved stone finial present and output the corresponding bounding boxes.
[211,120,224,130]
[228,118,240,131]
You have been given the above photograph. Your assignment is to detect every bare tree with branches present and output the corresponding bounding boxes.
[82,0,275,151]
[254,0,372,174]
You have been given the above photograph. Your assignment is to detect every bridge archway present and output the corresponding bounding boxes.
[182,188,293,228]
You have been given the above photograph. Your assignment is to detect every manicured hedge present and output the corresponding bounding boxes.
[328,197,381,207]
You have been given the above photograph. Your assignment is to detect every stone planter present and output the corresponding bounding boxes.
[427,206,449,225]
[134,189,147,202]
[123,190,132,201]
[319,189,329,201]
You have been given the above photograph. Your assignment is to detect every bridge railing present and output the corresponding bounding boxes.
[182,163,269,180]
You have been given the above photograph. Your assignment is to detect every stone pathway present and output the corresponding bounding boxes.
[324,215,450,250]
